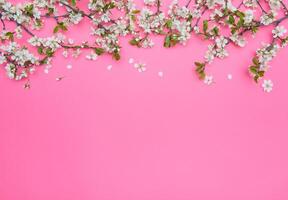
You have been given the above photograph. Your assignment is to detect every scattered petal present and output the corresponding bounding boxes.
[68,38,74,45]
[44,65,52,74]
[107,65,112,70]
[67,64,72,69]
[128,58,134,64]
[56,77,64,81]
[227,74,232,80]
[23,81,30,89]
[44,68,49,74]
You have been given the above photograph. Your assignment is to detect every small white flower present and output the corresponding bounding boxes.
[260,12,276,25]
[269,0,281,10]
[244,10,254,24]
[69,13,83,24]
[243,0,257,7]
[67,64,72,69]
[44,65,52,74]
[128,58,134,64]
[204,75,213,85]
[230,34,246,47]
[28,36,42,46]
[262,79,273,92]
[107,65,113,70]
[158,71,163,78]
[15,26,22,38]
[0,54,6,64]
[29,67,36,74]
[272,26,287,38]
[134,63,146,72]
[193,26,200,33]
[68,38,74,45]
[215,36,228,48]
[62,50,68,58]
[86,52,98,60]
[72,49,81,58]
[144,0,156,6]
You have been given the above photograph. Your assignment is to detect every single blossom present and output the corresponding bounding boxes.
[262,80,273,92]
[134,63,147,72]
[204,75,214,85]
[272,26,287,38]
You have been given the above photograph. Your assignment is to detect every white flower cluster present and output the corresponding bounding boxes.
[269,0,281,11]
[138,8,166,34]
[244,10,254,24]
[28,35,65,50]
[256,43,279,71]
[205,36,228,63]
[1,42,38,80]
[0,1,41,25]
[168,1,193,44]
[260,11,277,25]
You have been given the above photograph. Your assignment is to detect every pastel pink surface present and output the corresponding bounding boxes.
[1,1,288,199]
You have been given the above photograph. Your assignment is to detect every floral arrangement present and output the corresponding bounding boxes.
[0,0,286,91]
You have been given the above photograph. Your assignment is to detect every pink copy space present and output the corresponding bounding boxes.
[0,0,288,200]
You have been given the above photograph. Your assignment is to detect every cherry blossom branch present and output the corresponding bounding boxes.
[0,0,288,88]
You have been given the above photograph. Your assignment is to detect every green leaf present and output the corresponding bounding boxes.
[70,0,76,6]
[45,48,54,57]
[231,27,237,34]
[35,19,42,27]
[54,22,67,33]
[164,35,171,48]
[112,51,120,60]
[5,32,14,41]
[237,17,244,27]
[203,20,208,33]
[59,22,67,31]
[132,10,140,14]
[253,75,259,83]
[258,71,265,77]
[195,62,204,68]
[47,7,54,15]
[212,27,219,36]
[130,15,136,21]
[249,66,258,74]
[37,47,44,54]
[195,62,206,79]
[235,11,245,18]
[252,57,259,66]
[24,4,34,17]
[228,15,235,24]
[129,38,139,46]
[198,72,206,80]
[94,47,104,55]
[165,20,173,29]
[251,26,258,34]
[103,2,115,11]
[53,25,59,33]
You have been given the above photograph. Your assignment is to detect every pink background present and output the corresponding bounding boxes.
[1,1,288,199]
